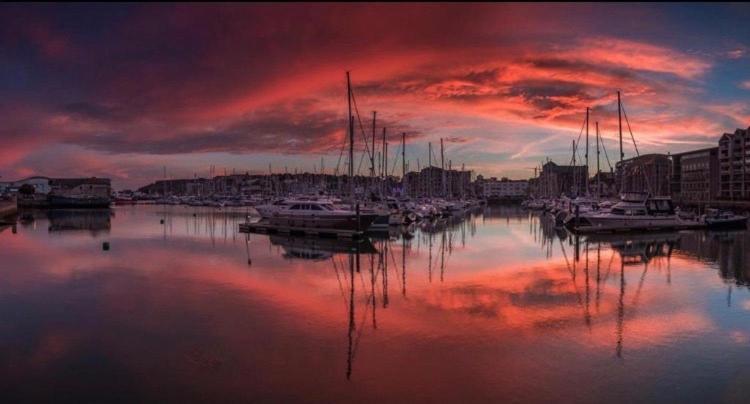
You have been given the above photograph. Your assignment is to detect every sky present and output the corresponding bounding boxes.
[1,3,749,190]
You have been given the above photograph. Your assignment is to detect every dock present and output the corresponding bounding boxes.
[239,221,364,239]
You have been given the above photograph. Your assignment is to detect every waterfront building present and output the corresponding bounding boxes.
[589,171,617,198]
[404,166,472,198]
[532,161,587,198]
[481,177,528,200]
[718,127,750,200]
[615,154,671,196]
[671,147,719,204]
[3,176,52,194]
[49,178,112,199]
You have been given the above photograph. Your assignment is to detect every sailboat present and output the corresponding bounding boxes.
[566,93,701,234]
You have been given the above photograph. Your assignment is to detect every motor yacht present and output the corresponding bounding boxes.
[569,192,701,233]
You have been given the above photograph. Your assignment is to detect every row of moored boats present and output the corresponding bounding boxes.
[522,192,748,233]
[249,196,485,233]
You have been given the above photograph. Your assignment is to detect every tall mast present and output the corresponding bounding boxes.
[384,141,388,197]
[371,111,376,179]
[572,140,577,197]
[402,132,406,196]
[585,107,589,196]
[440,138,446,198]
[618,91,623,163]
[347,72,354,197]
[428,142,432,198]
[382,127,386,178]
[596,121,601,200]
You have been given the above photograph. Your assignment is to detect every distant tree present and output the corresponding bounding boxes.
[18,184,35,195]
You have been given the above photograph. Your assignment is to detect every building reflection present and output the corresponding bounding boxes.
[45,209,112,235]
[677,230,750,287]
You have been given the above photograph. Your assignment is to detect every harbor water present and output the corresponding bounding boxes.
[1,205,749,402]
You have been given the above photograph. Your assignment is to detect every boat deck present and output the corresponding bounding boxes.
[239,221,364,239]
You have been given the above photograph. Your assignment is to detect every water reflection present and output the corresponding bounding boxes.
[1,205,750,402]
[47,209,113,234]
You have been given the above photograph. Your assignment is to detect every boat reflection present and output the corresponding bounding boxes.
[269,234,378,261]
[584,232,678,266]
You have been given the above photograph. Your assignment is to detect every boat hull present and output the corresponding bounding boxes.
[705,217,748,229]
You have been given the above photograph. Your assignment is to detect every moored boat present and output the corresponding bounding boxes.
[569,192,703,233]
[262,200,378,234]
[702,209,748,229]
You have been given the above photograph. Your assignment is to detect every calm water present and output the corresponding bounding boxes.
[1,205,750,402]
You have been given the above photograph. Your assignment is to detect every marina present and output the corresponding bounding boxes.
[1,3,750,402]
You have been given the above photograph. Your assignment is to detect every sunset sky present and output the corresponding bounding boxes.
[1,3,749,189]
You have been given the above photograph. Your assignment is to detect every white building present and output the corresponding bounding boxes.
[8,176,52,194]
[483,177,528,198]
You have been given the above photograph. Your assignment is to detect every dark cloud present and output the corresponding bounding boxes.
[68,99,422,155]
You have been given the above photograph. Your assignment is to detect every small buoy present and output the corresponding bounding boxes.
[247,259,252,266]
[160,219,164,224]
[102,241,110,251]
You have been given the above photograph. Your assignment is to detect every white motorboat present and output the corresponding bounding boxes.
[262,200,378,233]
[569,193,701,233]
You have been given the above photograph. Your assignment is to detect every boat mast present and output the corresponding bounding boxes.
[440,138,446,198]
[382,127,387,197]
[384,140,388,197]
[347,72,354,198]
[596,121,602,201]
[402,132,406,197]
[572,140,577,197]
[617,91,624,195]
[371,111,376,182]
[585,107,589,196]
[428,142,432,198]
[618,91,623,163]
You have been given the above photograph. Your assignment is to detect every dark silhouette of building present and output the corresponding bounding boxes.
[532,161,587,198]
[615,154,671,196]
[719,127,750,200]
[671,147,719,204]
